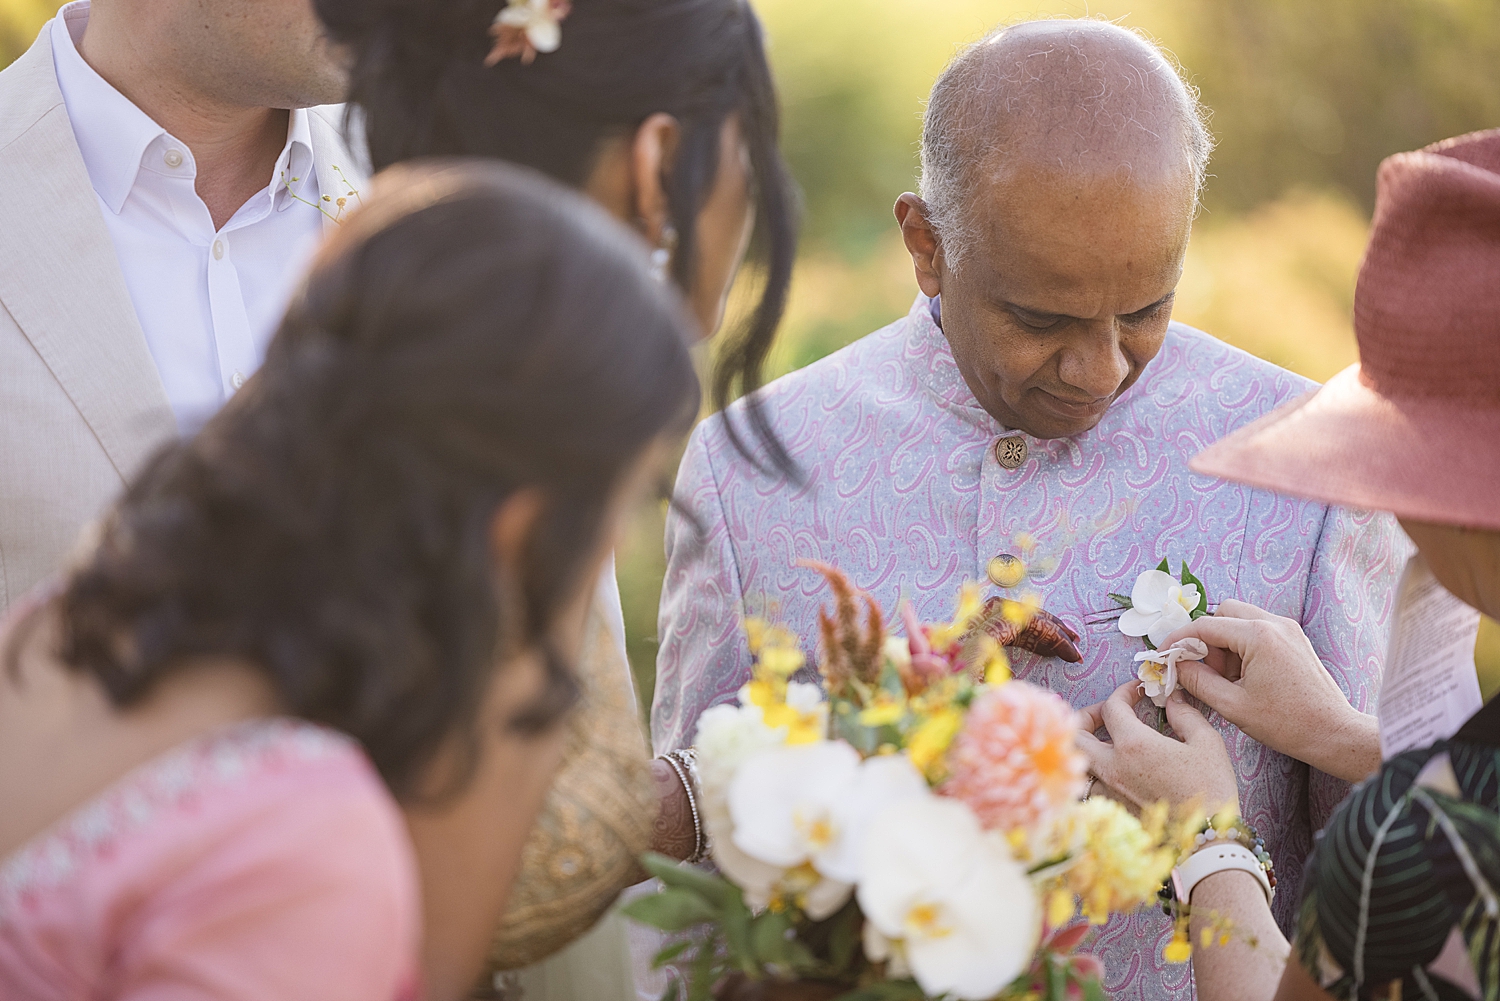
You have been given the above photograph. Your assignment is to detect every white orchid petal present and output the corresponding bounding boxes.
[727,741,861,868]
[1117,606,1158,638]
[1147,602,1193,647]
[496,6,532,27]
[816,754,928,883]
[802,877,855,920]
[527,18,561,52]
[1130,569,1175,610]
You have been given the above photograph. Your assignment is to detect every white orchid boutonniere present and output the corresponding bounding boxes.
[1103,559,1212,709]
[1133,638,1209,707]
[1112,559,1210,648]
[487,0,572,66]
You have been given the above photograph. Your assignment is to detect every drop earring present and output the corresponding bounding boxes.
[650,225,678,283]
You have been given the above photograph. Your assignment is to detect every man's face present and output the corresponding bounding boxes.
[923,164,1195,440]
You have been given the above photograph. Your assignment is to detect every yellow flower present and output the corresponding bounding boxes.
[1047,888,1076,928]
[973,635,1011,685]
[745,616,807,680]
[925,583,986,651]
[907,706,963,782]
[1051,798,1179,924]
[859,694,906,727]
[999,593,1042,631]
[1163,934,1192,964]
[749,679,827,744]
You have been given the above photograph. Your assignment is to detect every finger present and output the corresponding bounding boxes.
[1213,598,1279,621]
[1203,644,1243,683]
[1075,702,1108,735]
[1074,728,1116,775]
[1163,688,1226,745]
[1159,614,1261,659]
[1100,679,1152,743]
[1174,661,1248,720]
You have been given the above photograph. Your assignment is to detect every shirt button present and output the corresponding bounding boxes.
[987,554,1026,588]
[231,371,245,390]
[163,149,184,168]
[212,240,224,260]
[995,435,1028,469]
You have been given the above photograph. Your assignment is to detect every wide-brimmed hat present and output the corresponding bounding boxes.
[1191,129,1500,531]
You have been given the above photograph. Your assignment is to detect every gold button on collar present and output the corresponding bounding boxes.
[987,554,1026,588]
[995,435,1028,469]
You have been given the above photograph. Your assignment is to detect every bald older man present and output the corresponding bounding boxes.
[652,20,1405,998]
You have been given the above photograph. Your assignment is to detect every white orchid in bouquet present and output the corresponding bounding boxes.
[626,564,1203,1001]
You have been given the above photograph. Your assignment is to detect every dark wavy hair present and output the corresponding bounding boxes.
[44,161,700,799]
[315,0,800,476]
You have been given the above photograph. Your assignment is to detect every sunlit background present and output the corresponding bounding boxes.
[5,0,1497,704]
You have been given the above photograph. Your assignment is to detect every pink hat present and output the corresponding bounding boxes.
[1191,129,1500,531]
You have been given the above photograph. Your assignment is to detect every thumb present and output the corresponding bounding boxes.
[1163,688,1221,744]
[1175,660,1247,721]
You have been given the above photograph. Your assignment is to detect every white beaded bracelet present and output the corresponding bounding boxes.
[658,749,707,864]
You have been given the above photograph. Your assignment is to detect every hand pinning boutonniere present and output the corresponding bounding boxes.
[1096,560,1212,708]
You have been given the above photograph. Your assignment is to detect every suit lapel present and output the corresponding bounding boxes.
[306,105,368,233]
[0,35,175,483]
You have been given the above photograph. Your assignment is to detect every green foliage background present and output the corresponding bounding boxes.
[4,0,1497,705]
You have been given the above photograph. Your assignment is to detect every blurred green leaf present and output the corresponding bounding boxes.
[653,940,693,970]
[640,853,736,907]
[621,887,720,931]
[830,980,928,1001]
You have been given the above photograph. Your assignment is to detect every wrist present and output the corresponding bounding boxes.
[1303,709,1381,782]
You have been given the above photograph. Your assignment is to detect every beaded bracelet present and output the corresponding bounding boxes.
[658,748,709,864]
[1159,816,1276,914]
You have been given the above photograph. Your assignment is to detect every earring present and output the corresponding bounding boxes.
[650,225,678,283]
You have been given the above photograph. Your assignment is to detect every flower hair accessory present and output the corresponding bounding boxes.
[486,0,571,67]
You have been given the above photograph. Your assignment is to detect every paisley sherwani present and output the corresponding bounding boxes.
[652,295,1406,1000]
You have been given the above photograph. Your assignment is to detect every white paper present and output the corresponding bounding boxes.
[1377,552,1484,759]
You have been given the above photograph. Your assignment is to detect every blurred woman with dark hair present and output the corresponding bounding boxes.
[310,0,802,989]
[0,160,699,1001]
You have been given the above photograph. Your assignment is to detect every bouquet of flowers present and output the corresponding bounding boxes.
[627,565,1202,1001]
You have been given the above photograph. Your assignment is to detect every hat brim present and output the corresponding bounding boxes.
[1190,365,1500,531]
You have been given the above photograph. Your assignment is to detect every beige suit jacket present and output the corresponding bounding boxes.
[0,31,364,614]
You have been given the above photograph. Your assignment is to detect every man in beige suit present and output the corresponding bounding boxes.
[0,0,365,613]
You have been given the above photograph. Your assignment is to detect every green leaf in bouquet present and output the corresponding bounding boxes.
[1107,592,1133,609]
[825,903,862,973]
[720,888,759,976]
[652,940,693,970]
[1156,558,1170,574]
[1046,956,1068,1001]
[687,941,720,1001]
[831,707,881,757]
[621,886,720,931]
[751,909,796,963]
[830,979,928,1001]
[1179,562,1210,617]
[639,852,735,907]
[657,978,682,1001]
[1081,973,1107,1001]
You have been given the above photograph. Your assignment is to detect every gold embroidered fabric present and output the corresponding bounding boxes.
[486,596,657,970]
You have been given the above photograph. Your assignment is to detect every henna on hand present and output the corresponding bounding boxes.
[649,757,699,860]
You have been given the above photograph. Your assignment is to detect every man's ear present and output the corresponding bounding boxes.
[629,113,682,246]
[894,193,944,299]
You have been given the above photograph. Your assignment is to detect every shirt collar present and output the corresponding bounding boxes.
[50,0,318,217]
[51,0,164,215]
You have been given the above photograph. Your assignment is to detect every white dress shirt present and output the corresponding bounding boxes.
[50,1,328,431]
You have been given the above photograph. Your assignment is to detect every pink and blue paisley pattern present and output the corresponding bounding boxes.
[653,295,1407,1000]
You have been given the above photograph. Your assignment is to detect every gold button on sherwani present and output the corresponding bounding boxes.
[994,435,1028,469]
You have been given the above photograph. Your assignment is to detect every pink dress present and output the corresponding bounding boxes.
[0,717,423,1001]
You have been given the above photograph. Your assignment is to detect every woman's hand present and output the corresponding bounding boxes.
[1075,680,1240,817]
[1159,600,1381,783]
